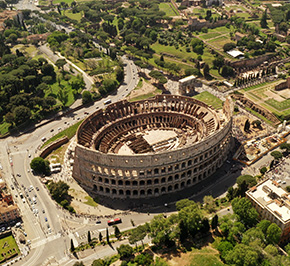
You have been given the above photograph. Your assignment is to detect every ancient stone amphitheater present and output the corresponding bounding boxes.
[72,95,233,199]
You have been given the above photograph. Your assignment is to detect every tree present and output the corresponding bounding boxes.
[225,244,259,266]
[260,167,267,175]
[270,151,282,161]
[70,239,75,252]
[260,10,268,28]
[221,65,234,77]
[117,244,134,259]
[203,63,210,77]
[73,262,84,266]
[134,253,153,266]
[190,38,204,54]
[55,59,66,73]
[92,259,105,266]
[266,223,282,245]
[114,226,121,240]
[5,112,14,124]
[82,91,93,105]
[217,241,233,260]
[244,119,250,132]
[203,195,216,213]
[232,197,258,227]
[30,157,50,175]
[129,225,147,247]
[47,181,70,203]
[223,42,236,52]
[286,186,290,193]
[211,214,219,230]
[13,105,31,125]
[280,142,290,153]
[242,227,266,247]
[88,230,91,243]
[176,199,195,211]
[236,175,257,188]
[99,232,103,242]
[257,220,271,235]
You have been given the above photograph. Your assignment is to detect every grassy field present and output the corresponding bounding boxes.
[159,2,178,17]
[41,120,83,148]
[265,98,290,111]
[84,196,98,207]
[207,36,231,50]
[129,89,162,102]
[199,32,221,40]
[63,10,82,22]
[0,235,19,262]
[0,122,11,136]
[193,91,223,109]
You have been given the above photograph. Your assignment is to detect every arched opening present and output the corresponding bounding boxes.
[168,185,172,192]
[126,190,131,196]
[93,185,97,191]
[140,190,145,195]
[105,188,110,193]
[161,187,166,193]
[98,177,102,182]
[133,190,138,196]
[161,178,166,183]
[187,170,192,177]
[181,182,185,188]
[140,180,145,186]
[111,179,116,185]
[125,181,130,186]
[99,186,104,192]
[154,188,159,194]
[112,189,117,194]
[168,176,173,182]
[119,190,124,195]
[187,179,191,185]
[175,174,179,180]
[154,179,159,184]
[174,184,179,190]
[147,180,152,185]
[118,180,123,186]
[105,178,109,184]
[147,189,152,195]
[132,181,138,186]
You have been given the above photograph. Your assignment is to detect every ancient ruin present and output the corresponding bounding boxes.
[73,95,233,199]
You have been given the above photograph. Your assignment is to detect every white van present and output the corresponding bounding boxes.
[32,197,37,204]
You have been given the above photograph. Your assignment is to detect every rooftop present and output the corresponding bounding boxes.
[227,49,244,58]
[247,179,290,223]
[179,75,197,83]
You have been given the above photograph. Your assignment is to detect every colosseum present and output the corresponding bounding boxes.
[72,95,233,199]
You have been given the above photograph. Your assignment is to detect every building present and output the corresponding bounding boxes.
[73,95,233,200]
[0,181,20,224]
[246,179,290,243]
[227,49,244,59]
[275,77,290,91]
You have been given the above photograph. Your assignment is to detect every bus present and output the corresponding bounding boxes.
[107,218,122,226]
[104,99,112,105]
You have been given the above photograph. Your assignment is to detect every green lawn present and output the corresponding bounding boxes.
[41,120,83,148]
[199,32,221,40]
[129,89,162,102]
[193,91,223,109]
[63,10,82,22]
[84,196,98,207]
[0,235,19,262]
[0,122,11,136]
[159,2,178,17]
[188,253,225,266]
[265,98,290,111]
[208,36,231,49]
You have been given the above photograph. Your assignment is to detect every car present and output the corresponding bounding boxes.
[58,127,61,130]
[23,232,27,236]
[41,137,46,142]
[47,224,50,229]
[282,181,286,184]
[28,188,31,192]
[11,185,14,190]
[50,129,54,132]
[44,217,47,222]
[96,220,101,224]
[77,117,80,120]
[84,111,89,115]
[28,154,31,158]
[36,187,39,191]
[30,185,34,190]
[42,209,45,213]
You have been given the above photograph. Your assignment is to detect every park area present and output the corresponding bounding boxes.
[0,234,19,263]
[239,80,290,118]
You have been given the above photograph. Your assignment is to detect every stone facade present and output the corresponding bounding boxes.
[188,17,228,31]
[178,75,202,95]
[275,77,290,91]
[73,95,233,199]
